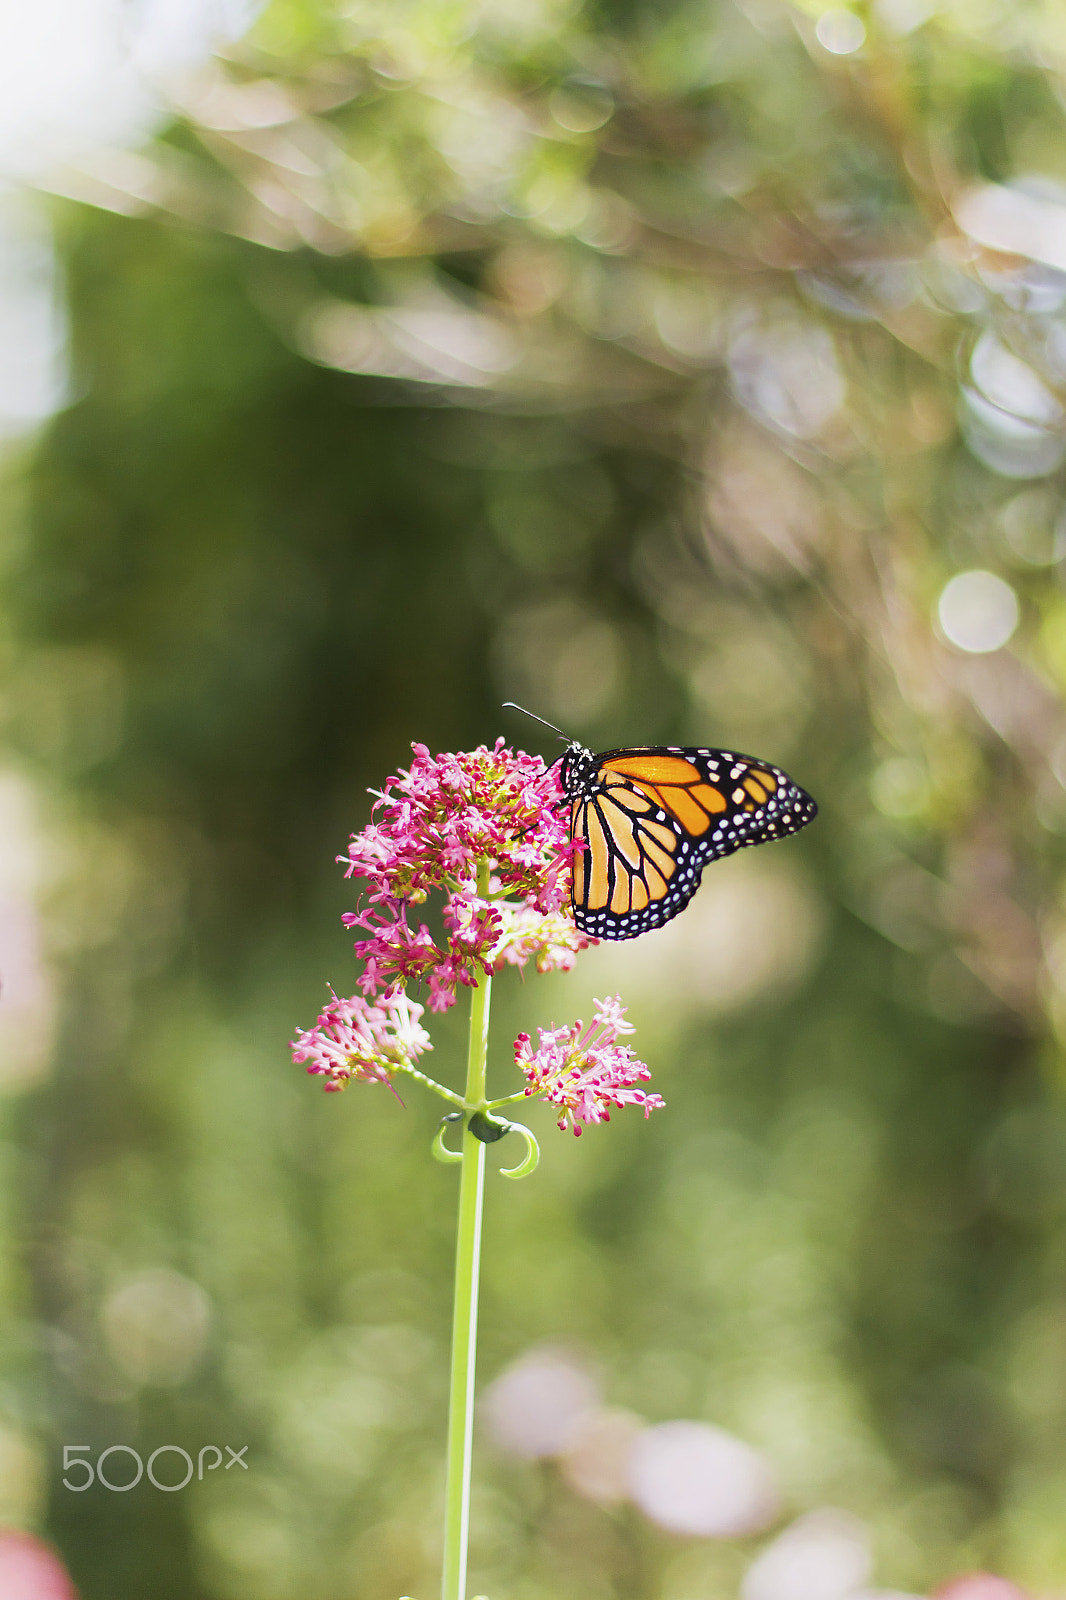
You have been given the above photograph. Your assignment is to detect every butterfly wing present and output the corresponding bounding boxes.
[568,746,817,940]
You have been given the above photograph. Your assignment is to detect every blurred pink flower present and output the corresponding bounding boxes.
[630,1420,780,1538]
[742,1509,870,1600]
[290,988,431,1092]
[340,739,590,1011]
[482,1345,601,1458]
[936,1579,1028,1600]
[514,995,663,1134]
[0,1531,77,1600]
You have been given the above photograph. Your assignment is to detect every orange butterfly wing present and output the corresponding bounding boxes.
[564,745,816,940]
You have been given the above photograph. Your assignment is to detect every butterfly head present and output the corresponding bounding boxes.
[558,741,597,800]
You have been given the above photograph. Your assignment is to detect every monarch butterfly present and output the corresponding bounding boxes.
[505,705,818,941]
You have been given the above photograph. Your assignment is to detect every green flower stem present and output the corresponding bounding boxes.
[484,1089,532,1111]
[442,861,492,1600]
[393,1062,467,1108]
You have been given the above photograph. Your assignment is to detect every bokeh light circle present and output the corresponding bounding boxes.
[936,570,1019,653]
[815,10,867,53]
[101,1268,210,1386]
[558,1408,643,1505]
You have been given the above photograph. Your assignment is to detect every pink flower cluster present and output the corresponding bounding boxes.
[340,739,590,1011]
[291,989,431,1093]
[515,995,665,1135]
[292,739,662,1131]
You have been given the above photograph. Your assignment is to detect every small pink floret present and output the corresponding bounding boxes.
[513,995,663,1134]
[290,988,431,1094]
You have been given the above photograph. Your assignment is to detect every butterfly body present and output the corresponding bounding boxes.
[560,742,817,940]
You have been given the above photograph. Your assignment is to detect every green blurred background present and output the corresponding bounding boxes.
[4,0,1066,1594]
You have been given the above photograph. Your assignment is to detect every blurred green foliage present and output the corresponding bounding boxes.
[5,0,1066,1595]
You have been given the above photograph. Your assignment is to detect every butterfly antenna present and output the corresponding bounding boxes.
[502,702,573,744]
